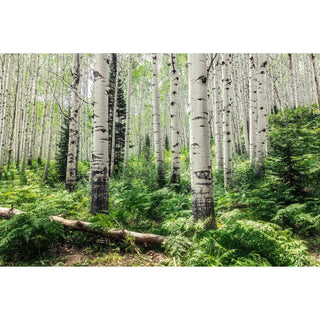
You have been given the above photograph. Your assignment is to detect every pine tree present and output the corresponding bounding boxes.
[108,53,127,175]
[55,116,69,182]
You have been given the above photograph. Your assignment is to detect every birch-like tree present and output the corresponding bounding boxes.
[152,54,165,187]
[222,53,233,188]
[256,53,268,173]
[189,53,217,229]
[310,53,320,110]
[66,53,81,191]
[169,53,181,184]
[90,54,109,214]
[213,55,224,170]
[124,54,132,167]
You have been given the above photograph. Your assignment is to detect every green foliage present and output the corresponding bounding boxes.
[163,217,313,266]
[165,134,170,151]
[267,107,320,202]
[55,116,69,182]
[0,213,65,263]
[142,134,151,162]
[108,53,127,175]
[272,204,320,236]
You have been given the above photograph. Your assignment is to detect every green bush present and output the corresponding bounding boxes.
[0,213,65,263]
[163,217,314,266]
[272,203,320,236]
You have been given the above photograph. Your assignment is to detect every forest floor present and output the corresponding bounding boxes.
[3,243,170,267]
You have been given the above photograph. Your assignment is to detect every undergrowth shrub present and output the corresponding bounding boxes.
[0,213,65,263]
[163,217,314,266]
[272,203,320,236]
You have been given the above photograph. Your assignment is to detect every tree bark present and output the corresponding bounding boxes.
[310,53,320,110]
[169,53,181,184]
[213,55,224,170]
[189,53,217,229]
[0,206,22,219]
[256,53,268,173]
[90,54,109,214]
[66,53,81,191]
[50,216,166,245]
[124,54,132,168]
[152,54,165,187]
[222,53,233,188]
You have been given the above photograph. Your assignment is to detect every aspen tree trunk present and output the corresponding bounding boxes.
[137,83,143,165]
[0,55,14,175]
[110,57,119,175]
[38,54,51,164]
[90,54,109,214]
[189,53,216,229]
[169,53,181,184]
[27,54,41,166]
[44,56,59,180]
[14,55,26,168]
[20,54,35,174]
[249,54,258,165]
[310,53,320,110]
[237,55,249,154]
[288,53,298,108]
[222,53,233,188]
[152,54,165,187]
[255,53,268,174]
[66,53,81,192]
[124,54,132,168]
[7,54,20,170]
[44,97,55,180]
[213,56,224,170]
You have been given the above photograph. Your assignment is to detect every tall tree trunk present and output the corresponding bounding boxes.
[27,54,41,166]
[38,54,51,164]
[124,54,132,168]
[44,56,59,180]
[20,54,35,174]
[7,54,21,170]
[288,53,298,109]
[189,53,216,229]
[256,53,268,174]
[213,55,224,170]
[169,53,181,184]
[249,54,257,165]
[90,54,109,214]
[0,55,14,175]
[66,53,81,191]
[152,54,165,187]
[222,53,233,188]
[310,53,320,110]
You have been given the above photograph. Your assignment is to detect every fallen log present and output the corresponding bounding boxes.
[0,206,22,219]
[0,206,167,245]
[50,216,166,245]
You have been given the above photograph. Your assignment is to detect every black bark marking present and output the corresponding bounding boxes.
[194,170,210,179]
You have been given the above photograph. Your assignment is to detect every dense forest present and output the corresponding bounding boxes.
[0,53,320,267]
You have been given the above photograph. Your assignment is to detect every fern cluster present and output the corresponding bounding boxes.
[0,213,65,263]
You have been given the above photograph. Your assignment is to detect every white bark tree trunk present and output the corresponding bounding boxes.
[256,53,268,173]
[310,53,320,110]
[222,53,233,188]
[189,53,216,229]
[152,54,165,187]
[66,53,81,191]
[249,54,258,165]
[124,54,132,168]
[90,54,109,214]
[213,55,224,170]
[169,53,181,184]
